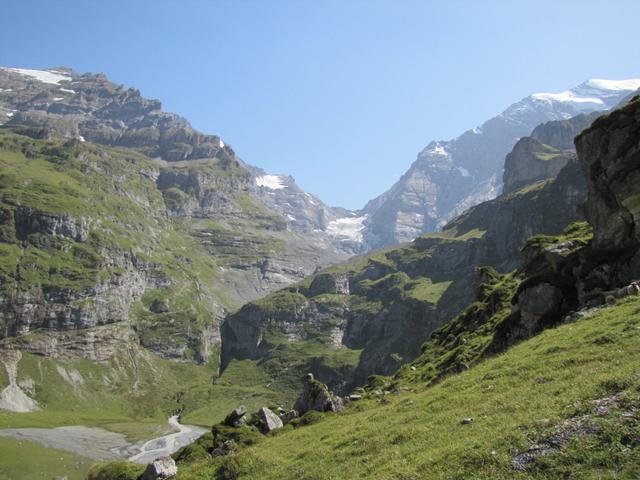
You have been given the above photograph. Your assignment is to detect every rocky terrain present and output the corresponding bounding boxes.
[0,67,356,369]
[0,66,360,257]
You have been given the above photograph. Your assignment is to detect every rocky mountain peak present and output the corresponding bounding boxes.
[358,78,640,251]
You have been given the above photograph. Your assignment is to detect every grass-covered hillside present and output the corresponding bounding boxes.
[93,292,640,479]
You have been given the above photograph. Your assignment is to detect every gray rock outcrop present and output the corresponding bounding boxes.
[308,273,350,296]
[293,374,344,416]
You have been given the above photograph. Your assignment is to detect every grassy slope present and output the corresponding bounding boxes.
[0,436,93,480]
[172,295,640,479]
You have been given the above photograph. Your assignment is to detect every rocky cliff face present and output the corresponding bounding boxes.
[577,97,640,252]
[492,94,640,350]
[0,67,228,162]
[356,79,639,250]
[0,129,345,367]
[502,137,575,194]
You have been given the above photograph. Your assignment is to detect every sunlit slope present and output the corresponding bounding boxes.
[171,295,640,479]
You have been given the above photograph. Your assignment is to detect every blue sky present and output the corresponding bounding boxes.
[1,1,639,209]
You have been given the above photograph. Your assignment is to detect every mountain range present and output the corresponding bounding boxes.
[1,65,640,479]
[3,67,639,256]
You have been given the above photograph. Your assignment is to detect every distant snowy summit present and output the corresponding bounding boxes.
[359,77,640,250]
[254,77,640,253]
[525,78,640,111]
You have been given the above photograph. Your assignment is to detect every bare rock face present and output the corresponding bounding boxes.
[576,96,640,252]
[490,96,640,353]
[531,112,601,150]
[293,373,344,416]
[502,137,575,194]
[140,456,177,480]
[0,67,226,163]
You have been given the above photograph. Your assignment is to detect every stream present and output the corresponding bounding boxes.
[0,415,208,464]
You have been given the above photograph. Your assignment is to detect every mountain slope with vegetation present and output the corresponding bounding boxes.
[219,135,588,395]
[93,89,640,480]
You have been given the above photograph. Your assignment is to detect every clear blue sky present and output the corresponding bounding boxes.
[1,1,639,209]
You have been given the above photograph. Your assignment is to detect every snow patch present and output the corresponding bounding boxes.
[531,91,604,105]
[5,67,71,85]
[585,78,640,91]
[6,112,14,118]
[425,143,448,157]
[219,139,225,148]
[326,215,367,243]
[255,175,287,190]
[60,88,76,94]
[304,192,317,205]
[286,214,296,221]
[78,135,85,143]
[52,97,64,101]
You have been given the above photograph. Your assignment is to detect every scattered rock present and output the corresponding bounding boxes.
[257,407,283,433]
[279,409,298,425]
[223,405,247,428]
[140,456,177,479]
[511,393,626,471]
[211,440,236,457]
[149,299,170,314]
[461,418,473,425]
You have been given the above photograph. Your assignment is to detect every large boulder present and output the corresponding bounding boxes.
[293,373,344,416]
[140,456,177,480]
[257,407,283,433]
